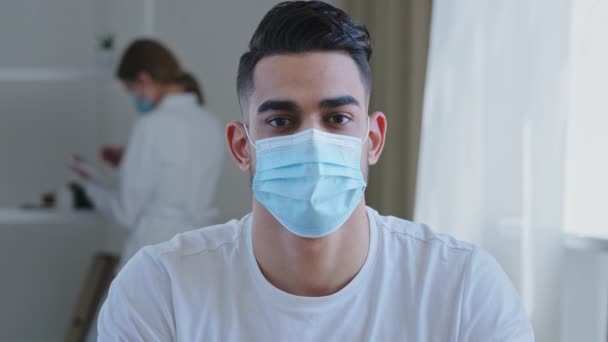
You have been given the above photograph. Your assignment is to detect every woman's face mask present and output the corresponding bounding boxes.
[125,80,155,114]
[132,93,155,113]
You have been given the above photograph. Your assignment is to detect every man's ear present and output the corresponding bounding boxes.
[226,121,252,172]
[367,112,387,165]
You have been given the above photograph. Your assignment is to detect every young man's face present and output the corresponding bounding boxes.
[246,51,372,178]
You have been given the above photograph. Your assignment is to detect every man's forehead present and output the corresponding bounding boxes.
[250,51,367,106]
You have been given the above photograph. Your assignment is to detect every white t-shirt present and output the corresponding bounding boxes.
[98,207,534,342]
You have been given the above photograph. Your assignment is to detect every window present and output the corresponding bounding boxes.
[563,0,608,236]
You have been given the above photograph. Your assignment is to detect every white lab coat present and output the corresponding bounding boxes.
[84,93,225,265]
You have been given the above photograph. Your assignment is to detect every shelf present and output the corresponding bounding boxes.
[0,208,102,225]
[0,68,112,82]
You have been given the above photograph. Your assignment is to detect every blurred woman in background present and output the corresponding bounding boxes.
[71,38,224,266]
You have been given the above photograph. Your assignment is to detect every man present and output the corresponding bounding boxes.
[98,1,534,341]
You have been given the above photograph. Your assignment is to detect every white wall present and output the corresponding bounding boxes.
[0,1,104,341]
[0,0,100,207]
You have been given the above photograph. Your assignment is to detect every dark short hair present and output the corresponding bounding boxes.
[237,1,372,104]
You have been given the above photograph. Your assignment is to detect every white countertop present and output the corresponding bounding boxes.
[0,208,102,225]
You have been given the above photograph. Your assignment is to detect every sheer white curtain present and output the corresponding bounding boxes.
[415,1,571,341]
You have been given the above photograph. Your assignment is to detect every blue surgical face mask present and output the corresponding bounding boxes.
[132,93,154,114]
[245,120,369,238]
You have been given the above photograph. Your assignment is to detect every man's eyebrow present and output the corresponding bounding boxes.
[319,96,360,109]
[257,100,300,114]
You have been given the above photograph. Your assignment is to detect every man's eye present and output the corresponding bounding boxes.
[328,114,352,125]
[268,117,292,128]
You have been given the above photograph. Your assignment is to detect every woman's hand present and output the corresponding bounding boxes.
[100,145,124,168]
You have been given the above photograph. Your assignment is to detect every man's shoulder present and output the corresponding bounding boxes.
[142,215,249,263]
[370,208,475,255]
[370,208,516,298]
[97,218,249,341]
[164,216,247,254]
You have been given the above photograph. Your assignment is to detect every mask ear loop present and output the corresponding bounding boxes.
[362,115,371,144]
[243,122,256,147]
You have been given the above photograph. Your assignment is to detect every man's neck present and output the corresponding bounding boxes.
[251,200,370,297]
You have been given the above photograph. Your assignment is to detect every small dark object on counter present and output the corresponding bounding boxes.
[69,182,94,209]
[42,192,55,208]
